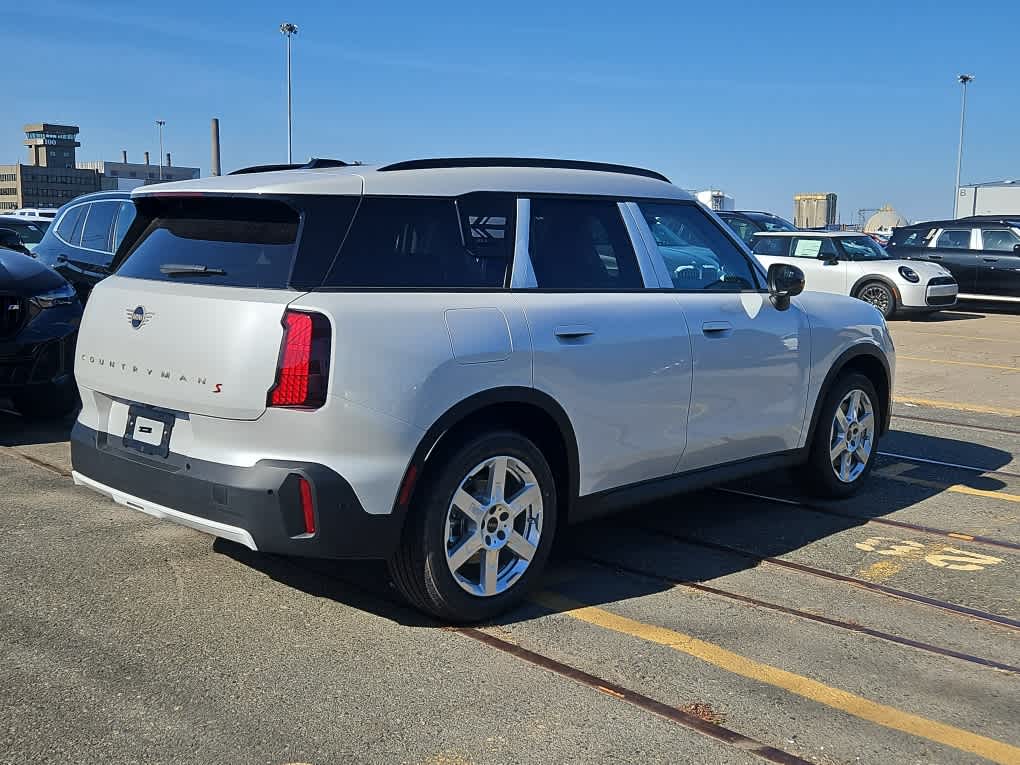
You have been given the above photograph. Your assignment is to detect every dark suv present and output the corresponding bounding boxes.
[33,191,136,300]
[717,210,798,247]
[887,216,1020,303]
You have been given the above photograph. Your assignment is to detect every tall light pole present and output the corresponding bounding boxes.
[954,74,974,215]
[280,22,299,163]
[156,119,166,180]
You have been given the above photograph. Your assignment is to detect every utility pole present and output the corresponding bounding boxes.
[280,22,299,163]
[156,119,166,180]
[954,74,974,215]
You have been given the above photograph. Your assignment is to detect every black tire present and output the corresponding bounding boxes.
[12,381,79,421]
[803,372,881,499]
[855,281,896,319]
[388,430,558,623]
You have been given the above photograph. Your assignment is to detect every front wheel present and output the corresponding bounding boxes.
[388,430,557,622]
[803,373,881,499]
[855,281,896,319]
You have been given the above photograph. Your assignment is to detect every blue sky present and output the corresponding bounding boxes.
[5,0,1017,221]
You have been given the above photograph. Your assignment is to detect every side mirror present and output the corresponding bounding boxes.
[767,263,805,310]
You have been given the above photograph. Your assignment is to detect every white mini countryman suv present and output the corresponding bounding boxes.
[72,158,894,621]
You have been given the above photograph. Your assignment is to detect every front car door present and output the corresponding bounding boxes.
[975,226,1020,299]
[631,201,809,471]
[514,196,694,496]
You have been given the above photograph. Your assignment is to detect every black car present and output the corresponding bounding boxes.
[0,246,82,418]
[0,216,49,254]
[887,215,1020,303]
[717,210,798,247]
[32,191,136,300]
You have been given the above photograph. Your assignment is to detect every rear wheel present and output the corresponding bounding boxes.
[803,373,880,499]
[855,281,896,319]
[388,431,557,622]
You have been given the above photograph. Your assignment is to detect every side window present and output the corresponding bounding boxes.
[980,229,1020,252]
[936,229,972,249]
[720,216,756,246]
[112,201,137,251]
[56,204,85,244]
[789,237,836,259]
[529,198,642,289]
[80,201,118,253]
[638,201,758,291]
[323,194,513,288]
[751,236,791,257]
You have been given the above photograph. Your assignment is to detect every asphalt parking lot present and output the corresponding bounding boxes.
[2,309,1018,765]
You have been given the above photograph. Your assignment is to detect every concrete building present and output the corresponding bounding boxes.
[794,193,838,229]
[695,189,735,212]
[956,180,1020,217]
[79,151,200,191]
[863,205,907,237]
[0,124,101,212]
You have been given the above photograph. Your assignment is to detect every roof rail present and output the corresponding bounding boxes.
[377,157,670,183]
[228,158,351,176]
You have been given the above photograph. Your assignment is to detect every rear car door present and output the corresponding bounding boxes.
[975,227,1020,299]
[634,201,809,471]
[924,228,979,294]
[514,196,694,495]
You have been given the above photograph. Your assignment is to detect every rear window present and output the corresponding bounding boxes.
[117,197,304,288]
[321,194,515,289]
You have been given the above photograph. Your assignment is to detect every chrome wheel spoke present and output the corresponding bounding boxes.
[834,407,849,431]
[830,436,847,461]
[447,535,482,572]
[507,531,536,561]
[857,412,874,431]
[486,456,508,504]
[840,452,852,481]
[452,488,485,525]
[848,390,862,421]
[482,549,500,595]
[855,441,872,464]
[507,483,540,518]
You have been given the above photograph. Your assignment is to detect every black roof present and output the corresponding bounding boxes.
[229,158,352,175]
[377,157,671,183]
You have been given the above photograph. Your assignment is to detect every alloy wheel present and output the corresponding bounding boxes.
[859,284,891,315]
[829,389,875,483]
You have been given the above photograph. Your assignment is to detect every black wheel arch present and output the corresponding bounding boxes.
[393,387,580,525]
[805,344,892,449]
[851,274,901,307]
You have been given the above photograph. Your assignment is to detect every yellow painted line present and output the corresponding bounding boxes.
[893,396,1020,418]
[898,355,1019,372]
[949,532,976,541]
[875,463,1020,504]
[533,592,1020,765]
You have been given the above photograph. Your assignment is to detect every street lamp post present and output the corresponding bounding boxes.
[954,74,974,215]
[280,22,299,163]
[156,119,166,181]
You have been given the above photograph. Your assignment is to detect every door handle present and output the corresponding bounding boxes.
[702,321,733,336]
[982,257,999,263]
[554,325,594,340]
[927,254,942,260]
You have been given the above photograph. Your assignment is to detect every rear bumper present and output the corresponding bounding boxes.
[71,423,406,559]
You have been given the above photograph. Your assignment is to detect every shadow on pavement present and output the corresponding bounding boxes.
[0,408,75,447]
[903,310,986,323]
[218,431,1013,627]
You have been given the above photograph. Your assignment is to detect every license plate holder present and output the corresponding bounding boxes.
[123,405,175,458]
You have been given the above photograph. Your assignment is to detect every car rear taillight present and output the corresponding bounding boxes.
[268,310,331,409]
[298,477,316,535]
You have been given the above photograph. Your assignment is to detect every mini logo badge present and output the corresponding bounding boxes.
[126,305,154,329]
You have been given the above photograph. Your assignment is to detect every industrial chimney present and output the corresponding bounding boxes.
[166,152,172,167]
[144,151,150,165]
[121,149,127,163]
[210,118,221,176]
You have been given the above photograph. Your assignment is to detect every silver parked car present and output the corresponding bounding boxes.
[70,158,895,621]
[751,230,958,318]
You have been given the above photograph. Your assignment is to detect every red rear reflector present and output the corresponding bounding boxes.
[298,477,316,534]
[398,464,419,507]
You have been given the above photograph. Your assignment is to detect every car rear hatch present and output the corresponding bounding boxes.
[75,192,358,420]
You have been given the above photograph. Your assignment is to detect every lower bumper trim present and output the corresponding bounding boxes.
[73,470,259,550]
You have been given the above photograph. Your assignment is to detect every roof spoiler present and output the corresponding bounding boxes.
[378,157,670,183]
[228,158,352,175]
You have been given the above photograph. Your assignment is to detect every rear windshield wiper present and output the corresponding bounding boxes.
[159,263,227,276]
